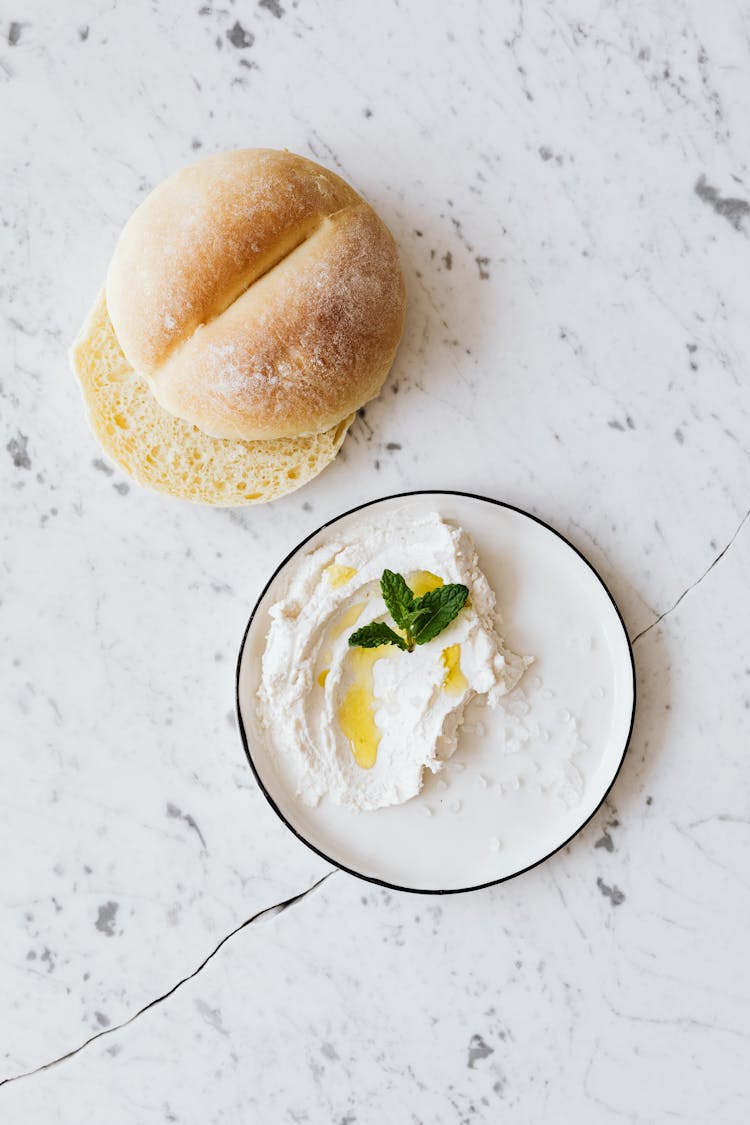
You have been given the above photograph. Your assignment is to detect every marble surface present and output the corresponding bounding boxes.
[1,0,748,1120]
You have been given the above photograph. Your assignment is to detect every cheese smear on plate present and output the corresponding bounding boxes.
[257,509,529,811]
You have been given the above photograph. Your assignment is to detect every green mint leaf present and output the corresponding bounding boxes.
[411,583,469,646]
[380,569,415,630]
[348,621,408,651]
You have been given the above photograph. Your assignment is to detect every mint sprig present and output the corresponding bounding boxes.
[348,621,408,652]
[348,569,468,653]
[380,569,415,630]
[407,583,470,645]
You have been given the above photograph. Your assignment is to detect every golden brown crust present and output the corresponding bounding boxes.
[105,149,405,441]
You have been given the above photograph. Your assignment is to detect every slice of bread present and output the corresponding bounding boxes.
[70,291,353,506]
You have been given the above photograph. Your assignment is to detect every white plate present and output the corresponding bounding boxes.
[236,492,635,893]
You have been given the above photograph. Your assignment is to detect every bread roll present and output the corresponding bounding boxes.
[106,149,405,441]
[71,291,353,506]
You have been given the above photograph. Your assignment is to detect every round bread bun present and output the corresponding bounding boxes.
[70,291,354,506]
[105,148,405,441]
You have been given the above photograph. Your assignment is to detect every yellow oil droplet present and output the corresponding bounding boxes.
[338,648,381,769]
[317,668,329,688]
[409,570,444,597]
[338,647,395,769]
[330,601,367,640]
[325,564,358,588]
[441,644,468,695]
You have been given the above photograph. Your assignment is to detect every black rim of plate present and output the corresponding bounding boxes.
[234,490,637,895]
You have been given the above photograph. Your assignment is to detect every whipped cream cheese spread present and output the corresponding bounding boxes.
[257,509,529,811]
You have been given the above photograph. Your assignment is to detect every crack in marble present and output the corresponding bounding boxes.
[0,871,335,1090]
[631,509,749,645]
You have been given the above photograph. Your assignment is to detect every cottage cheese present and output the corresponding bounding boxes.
[257,510,528,810]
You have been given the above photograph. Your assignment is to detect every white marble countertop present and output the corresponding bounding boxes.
[2,1,749,1120]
